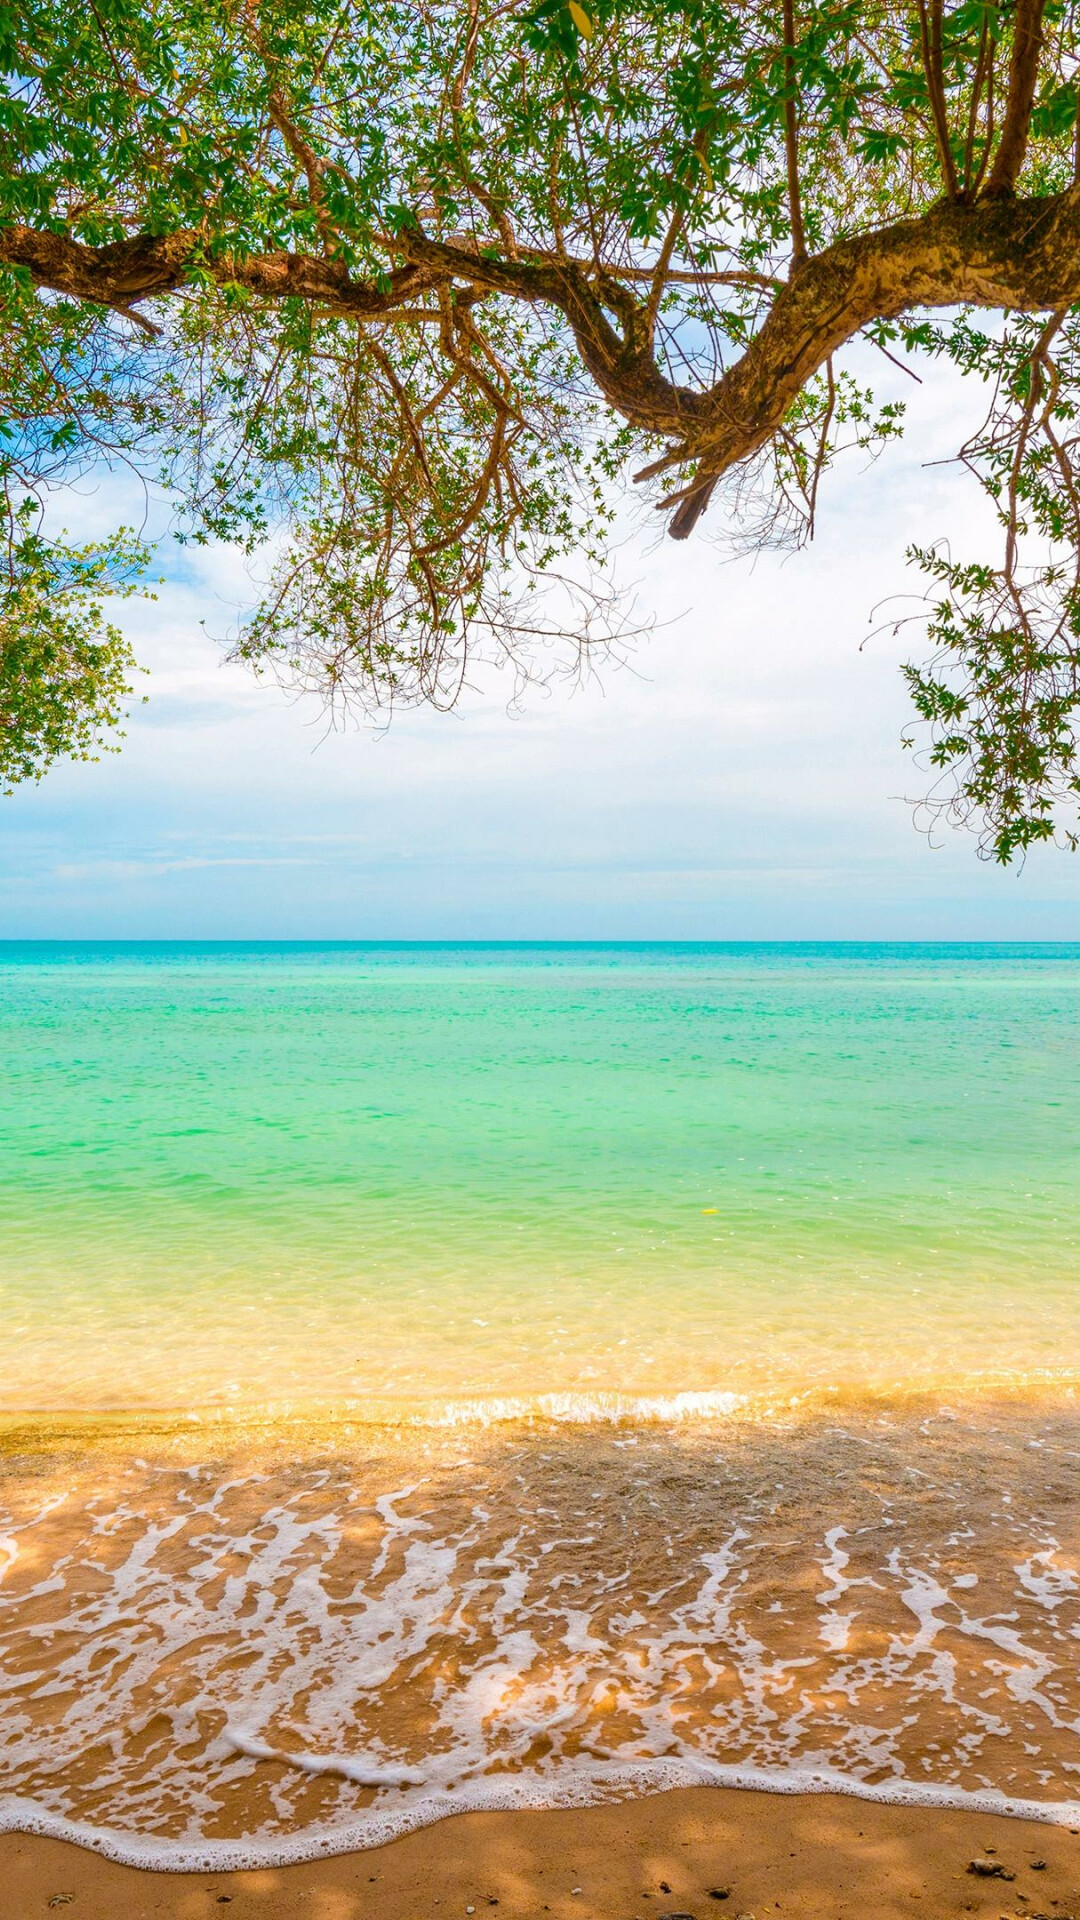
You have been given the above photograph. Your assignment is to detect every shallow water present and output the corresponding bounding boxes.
[3,1404,1080,1866]
[3,942,1080,1861]
[2,941,1079,1412]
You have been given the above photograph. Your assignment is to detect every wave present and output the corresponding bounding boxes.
[425,1388,749,1425]
[5,1398,1080,1874]
[5,1371,1080,1445]
[5,1761,1080,1873]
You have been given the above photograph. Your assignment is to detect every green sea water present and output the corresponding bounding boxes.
[2,941,1079,1414]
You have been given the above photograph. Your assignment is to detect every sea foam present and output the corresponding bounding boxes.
[4,1765,1080,1873]
[4,1407,1080,1871]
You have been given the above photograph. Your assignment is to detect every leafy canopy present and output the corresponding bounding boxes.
[2,0,1080,855]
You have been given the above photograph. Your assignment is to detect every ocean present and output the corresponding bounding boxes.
[2,940,1079,1413]
[2,941,1080,1864]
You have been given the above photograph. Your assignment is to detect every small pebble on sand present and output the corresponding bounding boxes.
[968,1859,1015,1880]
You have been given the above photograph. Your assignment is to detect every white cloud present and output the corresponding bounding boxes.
[3,352,1078,937]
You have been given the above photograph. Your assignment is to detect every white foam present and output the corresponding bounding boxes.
[6,1430,1080,1876]
[225,1728,423,1788]
[817,1526,855,1651]
[425,1390,746,1427]
[4,1763,1080,1873]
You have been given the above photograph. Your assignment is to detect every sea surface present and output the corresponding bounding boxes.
[3,941,1080,1866]
[2,939,1079,1414]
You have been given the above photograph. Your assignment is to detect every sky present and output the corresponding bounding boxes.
[3,352,1079,941]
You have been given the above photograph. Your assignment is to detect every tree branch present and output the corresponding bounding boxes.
[916,0,960,199]
[6,187,1080,552]
[662,187,1080,536]
[960,9,995,200]
[983,0,1048,197]
[782,0,807,268]
[266,89,339,258]
[0,225,446,317]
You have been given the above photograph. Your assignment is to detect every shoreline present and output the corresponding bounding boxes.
[6,1765,1080,1872]
[5,1401,1080,1881]
[3,1374,1080,1454]
[3,1786,1079,1917]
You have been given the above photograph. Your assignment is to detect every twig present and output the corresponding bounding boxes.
[782,0,808,267]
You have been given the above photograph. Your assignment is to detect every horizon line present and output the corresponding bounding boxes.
[2,937,1078,950]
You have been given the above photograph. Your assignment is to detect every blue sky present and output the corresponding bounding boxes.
[3,354,1079,939]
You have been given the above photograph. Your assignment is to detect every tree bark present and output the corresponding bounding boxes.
[0,226,442,315]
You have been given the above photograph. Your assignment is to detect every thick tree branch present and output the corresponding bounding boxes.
[6,188,1080,551]
[663,186,1080,536]
[0,225,445,317]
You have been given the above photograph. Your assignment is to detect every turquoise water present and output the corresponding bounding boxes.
[2,941,1079,1412]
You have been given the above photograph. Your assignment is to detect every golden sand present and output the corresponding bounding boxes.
[4,1786,1080,1918]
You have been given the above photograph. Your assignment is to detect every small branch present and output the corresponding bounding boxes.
[447,3,520,263]
[960,11,994,199]
[523,253,781,290]
[115,303,161,339]
[916,0,960,199]
[546,125,568,258]
[365,338,435,486]
[266,90,339,259]
[871,336,923,382]
[983,0,1048,197]
[1003,309,1064,587]
[84,0,147,100]
[240,1,344,260]
[969,46,997,199]
[417,412,510,559]
[465,178,519,259]
[805,355,836,534]
[449,0,482,115]
[643,206,687,335]
[782,0,807,268]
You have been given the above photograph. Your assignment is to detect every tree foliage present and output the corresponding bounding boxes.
[0,500,148,792]
[2,0,1080,853]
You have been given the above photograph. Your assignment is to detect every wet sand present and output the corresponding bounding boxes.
[4,1788,1080,1918]
[5,1403,1080,1859]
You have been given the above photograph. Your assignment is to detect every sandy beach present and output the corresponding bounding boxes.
[4,956,1080,1913]
[4,1400,1080,1890]
[5,1788,1079,1918]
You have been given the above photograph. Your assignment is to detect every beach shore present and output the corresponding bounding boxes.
[4,1788,1079,1918]
[5,1403,1080,1869]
